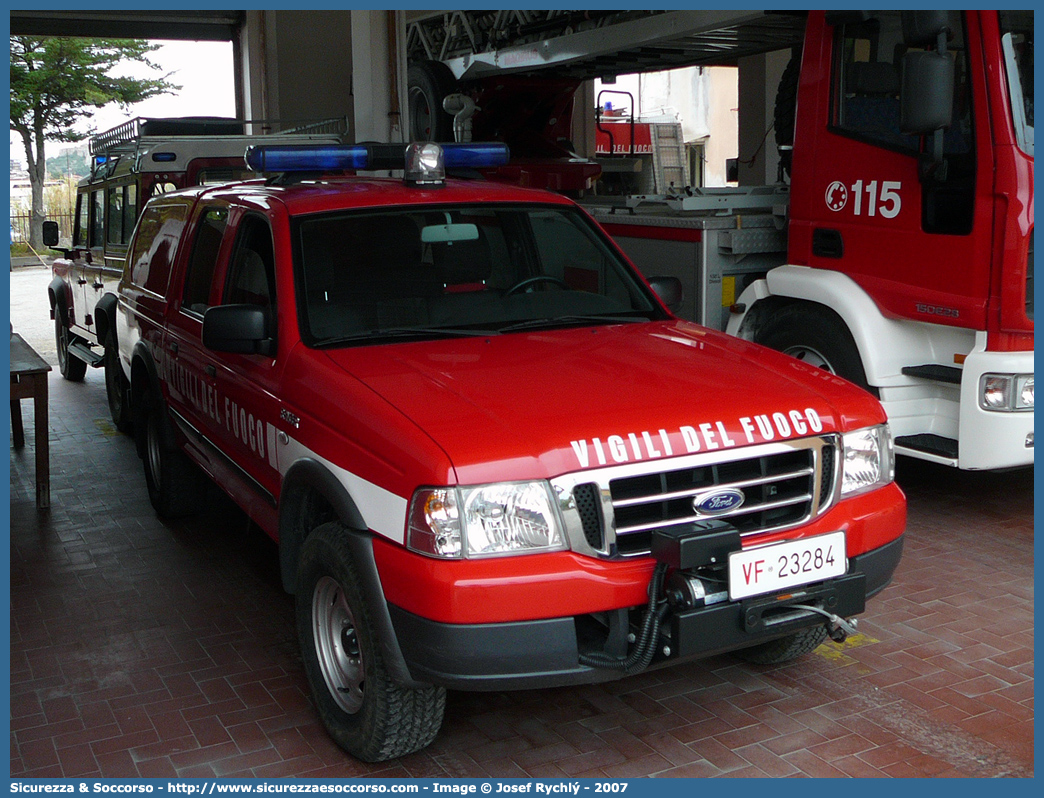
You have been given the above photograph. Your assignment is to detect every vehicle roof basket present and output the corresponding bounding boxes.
[88,116,350,155]
[86,116,351,182]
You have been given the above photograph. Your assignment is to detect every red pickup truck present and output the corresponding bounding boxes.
[110,142,905,761]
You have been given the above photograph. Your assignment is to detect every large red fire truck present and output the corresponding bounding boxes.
[407,9,1034,471]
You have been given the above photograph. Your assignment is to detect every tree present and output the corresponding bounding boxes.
[10,37,179,248]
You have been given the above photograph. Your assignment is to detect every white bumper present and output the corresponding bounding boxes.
[958,342,1034,470]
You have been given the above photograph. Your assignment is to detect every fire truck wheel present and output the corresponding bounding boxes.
[104,333,133,433]
[755,304,877,396]
[140,389,204,518]
[55,315,87,382]
[296,523,446,762]
[407,61,457,142]
[737,625,829,665]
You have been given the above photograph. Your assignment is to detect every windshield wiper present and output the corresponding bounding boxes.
[316,326,498,346]
[497,314,648,334]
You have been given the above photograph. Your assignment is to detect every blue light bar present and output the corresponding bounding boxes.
[151,152,178,162]
[244,145,370,173]
[443,143,510,168]
[244,142,510,174]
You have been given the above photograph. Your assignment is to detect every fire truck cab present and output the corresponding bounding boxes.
[728,10,1034,471]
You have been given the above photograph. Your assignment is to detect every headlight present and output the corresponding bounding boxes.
[408,482,566,559]
[980,373,1034,412]
[841,425,894,497]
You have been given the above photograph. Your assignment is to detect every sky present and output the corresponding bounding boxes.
[10,39,237,167]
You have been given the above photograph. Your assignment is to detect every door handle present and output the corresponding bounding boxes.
[168,341,179,354]
[204,364,217,378]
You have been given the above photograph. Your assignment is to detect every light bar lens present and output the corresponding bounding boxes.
[244,145,370,173]
[404,142,445,185]
[244,142,510,175]
[443,143,510,168]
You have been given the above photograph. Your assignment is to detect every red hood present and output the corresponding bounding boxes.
[321,320,885,484]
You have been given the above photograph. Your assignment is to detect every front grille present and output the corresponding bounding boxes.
[552,436,838,559]
[611,448,815,555]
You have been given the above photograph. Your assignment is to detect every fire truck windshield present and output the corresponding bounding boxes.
[294,204,666,346]
[1000,10,1033,156]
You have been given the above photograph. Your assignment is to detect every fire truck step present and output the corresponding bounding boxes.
[901,364,963,384]
[895,434,959,459]
[67,340,104,368]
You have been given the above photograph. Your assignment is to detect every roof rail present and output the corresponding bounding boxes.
[88,116,350,155]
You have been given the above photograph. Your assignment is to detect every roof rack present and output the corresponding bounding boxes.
[86,116,351,182]
[89,116,350,155]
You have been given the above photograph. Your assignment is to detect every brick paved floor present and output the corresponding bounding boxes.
[8,268,1035,778]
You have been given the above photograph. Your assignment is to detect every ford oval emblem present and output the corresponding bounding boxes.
[693,488,745,516]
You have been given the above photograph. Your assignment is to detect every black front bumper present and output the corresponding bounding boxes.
[389,535,904,690]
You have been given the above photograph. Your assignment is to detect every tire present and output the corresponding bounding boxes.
[407,61,457,142]
[104,333,133,433]
[754,303,878,397]
[296,522,446,762]
[55,314,87,382]
[738,625,829,666]
[139,389,205,518]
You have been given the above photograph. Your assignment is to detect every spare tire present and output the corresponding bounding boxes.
[407,61,457,142]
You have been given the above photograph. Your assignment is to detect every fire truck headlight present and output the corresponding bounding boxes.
[1017,375,1034,410]
[408,482,565,558]
[980,373,1034,412]
[841,425,894,497]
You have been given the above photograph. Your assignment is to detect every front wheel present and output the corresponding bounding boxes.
[139,390,205,518]
[104,334,133,433]
[55,314,87,382]
[296,523,446,762]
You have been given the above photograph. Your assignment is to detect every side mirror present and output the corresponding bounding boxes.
[42,220,60,248]
[202,304,274,356]
[648,276,683,311]
[900,51,954,135]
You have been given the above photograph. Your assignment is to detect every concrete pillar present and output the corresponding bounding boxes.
[571,81,597,158]
[238,10,354,133]
[350,9,407,144]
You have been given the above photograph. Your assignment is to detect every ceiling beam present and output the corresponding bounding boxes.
[9,11,243,41]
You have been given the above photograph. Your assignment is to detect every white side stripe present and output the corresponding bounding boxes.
[279,435,410,544]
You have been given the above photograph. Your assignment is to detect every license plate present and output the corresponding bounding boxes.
[728,531,847,600]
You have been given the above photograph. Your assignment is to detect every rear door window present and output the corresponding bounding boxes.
[127,204,189,296]
[182,206,230,315]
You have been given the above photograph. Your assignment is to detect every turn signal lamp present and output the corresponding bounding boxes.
[243,142,510,185]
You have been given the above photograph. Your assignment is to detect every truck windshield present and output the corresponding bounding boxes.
[999,10,1033,157]
[294,204,664,346]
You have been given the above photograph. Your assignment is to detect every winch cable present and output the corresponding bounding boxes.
[579,562,669,675]
[787,603,859,639]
